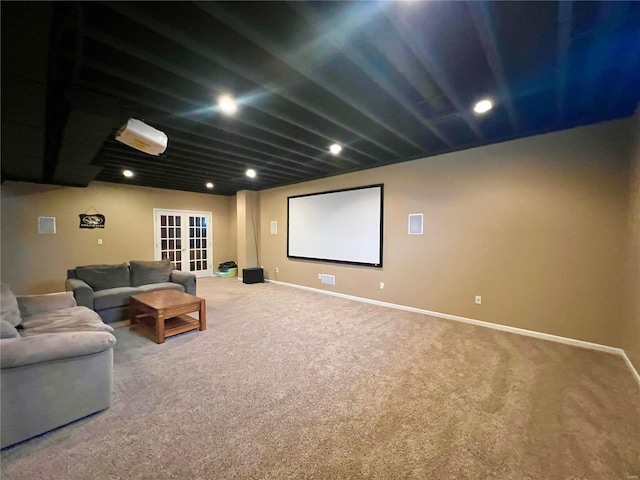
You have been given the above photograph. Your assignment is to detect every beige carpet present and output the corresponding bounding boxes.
[1,277,639,479]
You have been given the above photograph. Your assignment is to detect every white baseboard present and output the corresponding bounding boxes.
[621,351,640,386]
[268,280,640,386]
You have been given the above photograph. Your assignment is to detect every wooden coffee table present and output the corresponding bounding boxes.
[129,290,206,344]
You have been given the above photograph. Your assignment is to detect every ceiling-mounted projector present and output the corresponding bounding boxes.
[115,118,168,156]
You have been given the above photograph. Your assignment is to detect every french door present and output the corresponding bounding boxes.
[154,209,213,277]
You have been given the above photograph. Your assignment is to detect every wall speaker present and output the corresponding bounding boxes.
[408,214,423,235]
[38,216,56,234]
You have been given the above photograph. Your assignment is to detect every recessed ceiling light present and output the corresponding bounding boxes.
[474,99,493,114]
[205,182,214,189]
[123,169,134,178]
[329,143,342,155]
[218,94,238,115]
[246,168,256,178]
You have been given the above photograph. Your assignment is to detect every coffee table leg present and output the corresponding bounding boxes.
[130,300,138,324]
[156,311,165,344]
[199,299,207,331]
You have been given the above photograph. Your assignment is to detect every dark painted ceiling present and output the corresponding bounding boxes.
[2,1,640,196]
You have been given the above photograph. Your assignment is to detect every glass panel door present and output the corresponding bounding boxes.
[154,209,213,277]
[158,213,183,270]
[188,214,210,276]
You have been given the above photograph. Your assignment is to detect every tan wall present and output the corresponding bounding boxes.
[260,119,631,348]
[236,192,247,272]
[1,181,233,294]
[249,191,260,268]
[624,107,640,371]
[235,190,260,274]
[228,195,238,264]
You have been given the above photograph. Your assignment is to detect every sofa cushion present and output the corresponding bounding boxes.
[20,306,114,337]
[76,263,130,291]
[1,319,20,338]
[0,284,22,327]
[1,331,116,369]
[17,292,76,317]
[93,287,141,311]
[136,282,185,293]
[130,260,173,287]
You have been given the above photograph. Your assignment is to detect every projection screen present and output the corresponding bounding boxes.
[287,184,383,267]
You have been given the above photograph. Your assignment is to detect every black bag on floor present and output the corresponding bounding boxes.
[218,261,237,270]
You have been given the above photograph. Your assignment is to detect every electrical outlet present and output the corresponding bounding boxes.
[380,282,384,289]
[275,267,279,273]
[318,273,321,279]
[98,239,103,245]
[475,295,482,305]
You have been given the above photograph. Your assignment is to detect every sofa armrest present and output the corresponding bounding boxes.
[17,292,77,317]
[66,278,94,308]
[0,331,116,369]
[170,270,196,295]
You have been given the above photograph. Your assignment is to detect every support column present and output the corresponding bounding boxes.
[235,190,260,276]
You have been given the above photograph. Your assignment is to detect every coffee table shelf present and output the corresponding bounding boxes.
[136,314,200,338]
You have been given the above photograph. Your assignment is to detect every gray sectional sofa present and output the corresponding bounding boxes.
[1,284,116,449]
[66,260,196,323]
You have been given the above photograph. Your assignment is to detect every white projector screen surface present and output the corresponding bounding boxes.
[287,184,383,267]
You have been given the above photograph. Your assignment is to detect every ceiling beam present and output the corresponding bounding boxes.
[73,55,349,170]
[95,171,242,195]
[383,10,485,141]
[158,144,308,180]
[98,151,279,187]
[67,51,362,169]
[155,134,323,178]
[77,78,331,178]
[101,2,404,158]
[291,2,453,149]
[101,143,305,181]
[100,156,239,184]
[578,1,632,110]
[555,1,573,123]
[467,0,521,132]
[193,2,426,153]
[607,34,640,116]
[99,158,293,190]
[81,27,382,164]
[44,3,78,184]
[160,122,337,178]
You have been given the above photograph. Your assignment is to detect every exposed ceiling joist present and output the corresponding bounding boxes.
[3,1,639,195]
[467,0,522,132]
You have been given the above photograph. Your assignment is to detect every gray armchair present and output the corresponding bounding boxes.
[0,285,116,448]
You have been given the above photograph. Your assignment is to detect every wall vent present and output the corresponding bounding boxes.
[320,274,335,285]
[38,216,56,234]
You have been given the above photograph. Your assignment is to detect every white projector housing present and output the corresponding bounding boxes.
[115,118,168,156]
